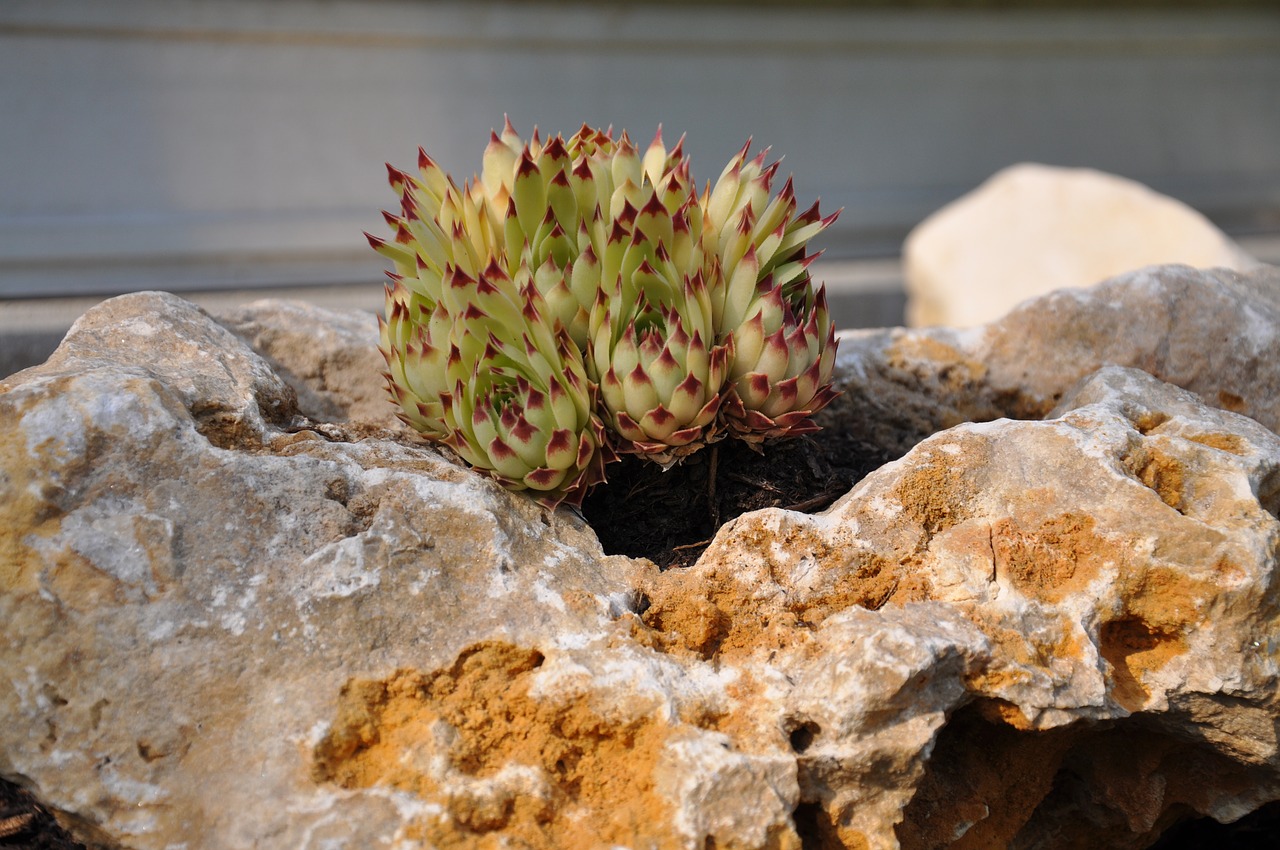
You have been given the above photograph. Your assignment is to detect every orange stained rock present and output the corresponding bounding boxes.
[890,441,985,538]
[313,641,688,849]
[990,512,1112,604]
[638,545,926,662]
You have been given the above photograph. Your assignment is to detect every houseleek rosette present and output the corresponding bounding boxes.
[477,119,729,465]
[589,256,730,467]
[378,279,451,438]
[372,119,843,506]
[475,120,697,351]
[438,262,613,507]
[585,169,731,466]
[721,274,840,442]
[701,141,843,441]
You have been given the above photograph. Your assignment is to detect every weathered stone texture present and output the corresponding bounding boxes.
[2,265,1279,849]
[831,264,1280,453]
[216,298,400,429]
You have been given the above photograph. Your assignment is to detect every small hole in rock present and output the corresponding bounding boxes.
[787,720,821,753]
[1217,390,1247,414]
[137,740,164,763]
[40,684,67,708]
[1133,411,1170,435]
[1258,469,1280,521]
[1098,617,1182,712]
[793,801,841,850]
[323,478,350,506]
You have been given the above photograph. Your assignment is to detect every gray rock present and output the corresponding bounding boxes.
[215,299,400,430]
[2,267,1279,849]
[830,263,1280,454]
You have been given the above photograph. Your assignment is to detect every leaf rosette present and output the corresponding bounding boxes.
[437,261,612,507]
[702,141,843,442]
[372,119,842,506]
[379,280,452,439]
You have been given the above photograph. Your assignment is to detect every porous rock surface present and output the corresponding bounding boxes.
[215,299,400,430]
[902,163,1257,328]
[1,263,1278,850]
[834,264,1280,456]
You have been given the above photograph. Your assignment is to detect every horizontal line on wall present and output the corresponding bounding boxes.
[4,214,1276,300]
[0,237,910,299]
[0,209,379,263]
[2,18,1278,58]
[0,207,899,265]
[0,254,382,300]
[5,25,1277,58]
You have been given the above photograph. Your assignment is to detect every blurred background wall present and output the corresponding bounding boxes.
[1,0,1278,366]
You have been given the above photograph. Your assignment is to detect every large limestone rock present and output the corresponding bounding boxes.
[1,264,1279,849]
[215,298,400,430]
[643,364,1280,847]
[902,164,1257,328]
[833,264,1280,455]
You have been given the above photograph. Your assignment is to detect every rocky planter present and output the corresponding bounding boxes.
[2,263,1279,849]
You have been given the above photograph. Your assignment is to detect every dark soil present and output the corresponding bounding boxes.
[1151,802,1280,849]
[582,426,899,569]
[0,780,82,850]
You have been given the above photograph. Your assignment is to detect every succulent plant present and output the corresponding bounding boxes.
[370,133,614,507]
[589,244,732,468]
[576,132,734,466]
[436,262,612,504]
[720,271,840,443]
[372,118,841,506]
[702,140,842,442]
[379,279,451,439]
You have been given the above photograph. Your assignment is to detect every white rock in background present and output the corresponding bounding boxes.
[902,163,1257,328]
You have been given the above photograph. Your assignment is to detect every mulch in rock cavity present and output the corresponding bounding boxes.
[0,779,83,850]
[582,425,898,569]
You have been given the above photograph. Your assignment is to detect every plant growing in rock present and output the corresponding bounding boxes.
[373,119,840,508]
